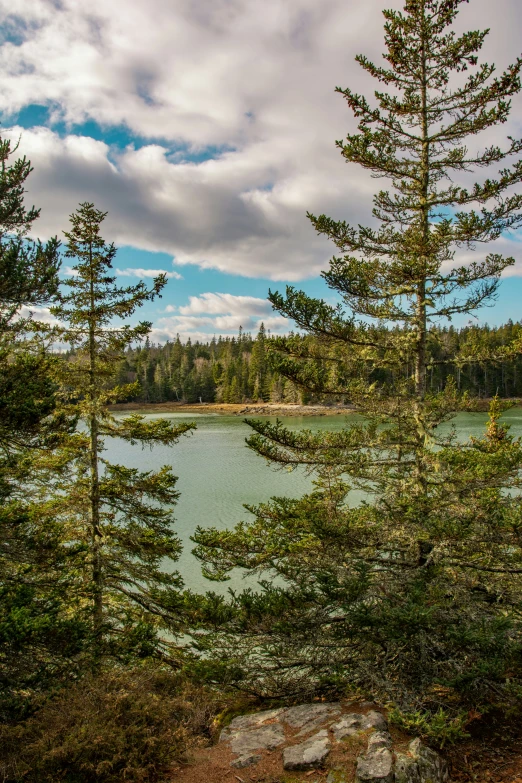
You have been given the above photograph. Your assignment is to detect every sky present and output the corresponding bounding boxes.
[2,0,522,342]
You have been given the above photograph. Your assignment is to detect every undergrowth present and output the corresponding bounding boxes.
[0,664,225,783]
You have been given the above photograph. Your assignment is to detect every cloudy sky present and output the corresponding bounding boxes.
[2,0,522,341]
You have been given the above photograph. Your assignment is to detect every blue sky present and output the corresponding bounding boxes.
[3,0,522,341]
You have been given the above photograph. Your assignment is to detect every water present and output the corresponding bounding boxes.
[106,408,522,592]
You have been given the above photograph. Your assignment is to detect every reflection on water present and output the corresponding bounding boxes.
[106,409,522,592]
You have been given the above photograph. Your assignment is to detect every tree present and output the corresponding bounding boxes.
[249,323,269,401]
[193,0,522,713]
[0,138,84,717]
[47,203,195,665]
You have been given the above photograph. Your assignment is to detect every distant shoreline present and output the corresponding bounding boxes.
[109,398,521,417]
[108,401,358,417]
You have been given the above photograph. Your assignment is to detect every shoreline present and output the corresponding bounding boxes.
[108,401,358,417]
[108,398,521,417]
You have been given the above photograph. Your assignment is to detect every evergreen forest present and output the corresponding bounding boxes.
[2,1,522,781]
[113,319,522,405]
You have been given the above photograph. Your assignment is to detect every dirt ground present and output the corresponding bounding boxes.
[445,712,522,782]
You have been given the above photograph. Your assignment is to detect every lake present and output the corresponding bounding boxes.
[107,408,522,592]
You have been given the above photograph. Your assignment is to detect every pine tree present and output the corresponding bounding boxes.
[193,1,522,712]
[249,323,268,401]
[0,137,82,715]
[46,203,195,664]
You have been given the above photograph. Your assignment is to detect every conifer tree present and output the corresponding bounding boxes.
[46,203,195,664]
[0,137,81,715]
[249,323,268,401]
[193,0,522,711]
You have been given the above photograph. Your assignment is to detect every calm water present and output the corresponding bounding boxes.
[107,409,522,592]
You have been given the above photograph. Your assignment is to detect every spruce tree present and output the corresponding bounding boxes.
[46,203,195,664]
[0,137,82,715]
[193,0,522,712]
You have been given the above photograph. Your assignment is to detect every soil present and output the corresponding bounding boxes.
[109,402,358,417]
[445,711,522,782]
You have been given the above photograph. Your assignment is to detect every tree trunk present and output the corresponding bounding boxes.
[88,243,103,657]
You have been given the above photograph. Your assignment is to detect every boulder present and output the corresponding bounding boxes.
[331,713,364,740]
[219,707,284,740]
[409,738,449,782]
[356,746,394,783]
[283,702,342,736]
[367,731,392,752]
[394,752,421,783]
[283,729,331,770]
[331,710,388,742]
[363,711,388,731]
[228,723,286,756]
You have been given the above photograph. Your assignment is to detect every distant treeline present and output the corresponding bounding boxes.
[71,319,522,404]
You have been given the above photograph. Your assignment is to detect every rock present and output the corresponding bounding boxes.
[331,713,364,740]
[363,711,388,731]
[283,702,342,735]
[331,710,388,742]
[367,731,392,751]
[355,747,394,783]
[219,707,284,740]
[394,753,421,783]
[229,723,286,756]
[409,738,449,782]
[327,768,350,783]
[283,729,331,770]
[231,753,262,768]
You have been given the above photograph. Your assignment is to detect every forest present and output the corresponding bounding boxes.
[113,320,522,405]
[2,1,522,782]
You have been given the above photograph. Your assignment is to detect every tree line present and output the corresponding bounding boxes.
[2,1,522,779]
[109,319,522,405]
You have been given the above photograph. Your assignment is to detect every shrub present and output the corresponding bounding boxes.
[388,706,471,748]
[0,666,222,782]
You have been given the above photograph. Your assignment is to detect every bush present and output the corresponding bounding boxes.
[0,666,222,782]
[388,706,471,748]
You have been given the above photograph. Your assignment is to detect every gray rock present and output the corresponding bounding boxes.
[219,707,284,740]
[331,710,388,742]
[367,731,392,751]
[356,747,394,783]
[394,753,421,783]
[228,723,286,756]
[331,713,364,740]
[231,753,262,768]
[362,711,388,732]
[283,729,331,770]
[409,738,449,782]
[327,768,350,783]
[282,702,342,736]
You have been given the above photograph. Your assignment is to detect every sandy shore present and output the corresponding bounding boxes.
[109,401,357,417]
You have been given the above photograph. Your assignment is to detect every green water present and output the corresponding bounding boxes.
[107,408,522,592]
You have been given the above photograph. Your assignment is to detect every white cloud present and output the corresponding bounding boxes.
[1,0,521,281]
[151,291,289,341]
[115,267,183,279]
[179,292,272,316]
[17,305,59,325]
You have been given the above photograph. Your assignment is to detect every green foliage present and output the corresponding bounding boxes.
[388,707,470,748]
[36,203,196,665]
[111,319,522,407]
[0,136,60,332]
[192,0,522,713]
[0,667,222,783]
[0,135,84,716]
